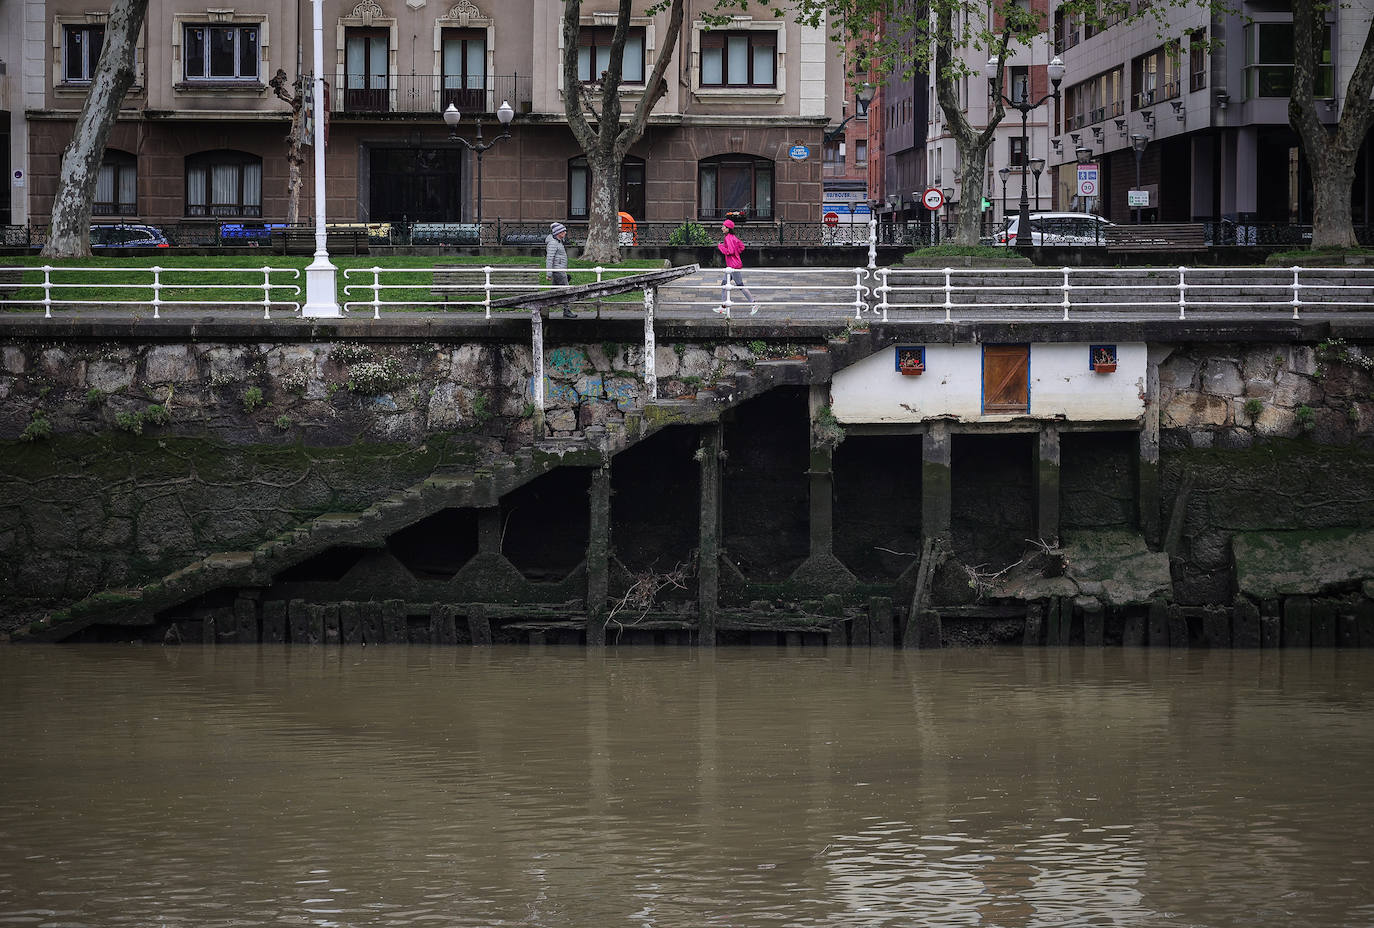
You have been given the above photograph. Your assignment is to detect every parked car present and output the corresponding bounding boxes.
[90,224,170,248]
[219,221,288,245]
[995,212,1114,246]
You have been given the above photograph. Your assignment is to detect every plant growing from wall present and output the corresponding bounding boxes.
[1243,398,1264,422]
[19,411,52,443]
[345,358,407,395]
[812,405,846,450]
[241,386,265,413]
[275,415,293,431]
[1296,404,1317,433]
[472,393,494,426]
[85,388,106,407]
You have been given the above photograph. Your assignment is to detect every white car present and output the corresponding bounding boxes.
[996,212,1114,246]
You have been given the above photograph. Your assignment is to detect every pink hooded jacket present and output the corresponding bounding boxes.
[717,231,745,269]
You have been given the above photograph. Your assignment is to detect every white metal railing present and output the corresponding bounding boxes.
[340,265,645,319]
[0,265,301,319]
[870,265,1374,322]
[665,267,873,319]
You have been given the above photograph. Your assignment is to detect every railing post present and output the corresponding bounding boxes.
[152,266,164,320]
[42,265,52,319]
[483,265,493,320]
[644,286,657,400]
[258,265,272,319]
[1177,265,1187,320]
[1062,267,1071,321]
[868,216,878,270]
[595,266,604,284]
[852,267,865,319]
[721,275,734,318]
[943,266,953,324]
[876,267,890,323]
[1290,265,1302,320]
[371,265,382,320]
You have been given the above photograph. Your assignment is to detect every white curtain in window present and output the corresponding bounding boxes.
[211,163,238,207]
[243,161,261,208]
[96,164,115,205]
[368,36,386,88]
[570,164,588,216]
[699,166,716,212]
[752,42,772,85]
[188,166,207,211]
[594,46,610,80]
[623,33,644,82]
[754,169,772,216]
[726,36,748,82]
[118,164,137,206]
[468,38,485,87]
[701,47,722,84]
[347,38,366,89]
[443,40,461,88]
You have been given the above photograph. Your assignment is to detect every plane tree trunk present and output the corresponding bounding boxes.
[42,0,149,258]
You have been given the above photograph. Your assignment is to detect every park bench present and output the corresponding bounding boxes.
[412,223,481,245]
[433,264,545,303]
[271,226,371,255]
[1105,223,1207,253]
[501,230,549,245]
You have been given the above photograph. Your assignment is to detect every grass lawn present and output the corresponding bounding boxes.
[0,254,665,312]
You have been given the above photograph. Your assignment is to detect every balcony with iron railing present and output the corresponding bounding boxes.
[332,74,533,115]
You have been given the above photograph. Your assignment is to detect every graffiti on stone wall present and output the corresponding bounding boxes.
[530,374,638,409]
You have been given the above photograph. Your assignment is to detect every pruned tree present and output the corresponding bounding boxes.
[561,0,687,263]
[1290,0,1374,249]
[269,69,309,225]
[43,0,149,257]
[716,0,1044,245]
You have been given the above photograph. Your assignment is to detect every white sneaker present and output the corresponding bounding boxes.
[713,305,730,316]
[748,303,759,315]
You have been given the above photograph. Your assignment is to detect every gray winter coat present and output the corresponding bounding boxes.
[545,233,568,284]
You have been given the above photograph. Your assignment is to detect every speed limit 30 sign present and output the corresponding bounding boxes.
[1077,163,1100,197]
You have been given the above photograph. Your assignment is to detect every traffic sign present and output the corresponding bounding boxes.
[824,212,840,227]
[1128,190,1150,207]
[922,188,945,211]
[1077,163,1100,197]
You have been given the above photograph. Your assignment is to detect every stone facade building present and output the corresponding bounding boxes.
[6,0,859,231]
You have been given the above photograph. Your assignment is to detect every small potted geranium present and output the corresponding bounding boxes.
[1090,345,1117,373]
[896,346,926,376]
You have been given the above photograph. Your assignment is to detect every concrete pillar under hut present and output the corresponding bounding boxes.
[1202,607,1231,648]
[323,603,341,644]
[1023,602,1045,645]
[1338,612,1358,647]
[468,603,493,645]
[1037,425,1060,546]
[288,599,309,643]
[234,597,258,643]
[586,465,611,648]
[1357,600,1374,646]
[340,602,362,644]
[868,596,894,648]
[698,423,722,647]
[361,602,384,644]
[1167,603,1189,647]
[432,604,457,644]
[1260,599,1281,648]
[1283,596,1312,648]
[1122,603,1146,647]
[922,422,952,544]
[1082,599,1105,647]
[383,600,405,643]
[1233,598,1261,648]
[1311,601,1337,647]
[262,600,287,643]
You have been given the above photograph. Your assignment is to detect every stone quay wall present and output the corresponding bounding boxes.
[1,329,1373,643]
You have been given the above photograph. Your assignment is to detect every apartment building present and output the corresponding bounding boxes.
[12,0,844,230]
[1049,0,1372,226]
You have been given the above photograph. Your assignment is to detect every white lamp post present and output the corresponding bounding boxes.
[444,100,515,227]
[302,0,339,317]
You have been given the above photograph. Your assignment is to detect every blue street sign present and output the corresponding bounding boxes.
[789,145,810,161]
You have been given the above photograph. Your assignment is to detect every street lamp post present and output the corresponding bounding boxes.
[823,83,876,144]
[985,54,1065,251]
[1029,157,1045,211]
[444,100,515,228]
[998,166,1011,225]
[1130,133,1148,224]
[301,0,338,317]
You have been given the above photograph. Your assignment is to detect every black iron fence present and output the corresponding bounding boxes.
[5,219,1371,251]
[330,74,533,115]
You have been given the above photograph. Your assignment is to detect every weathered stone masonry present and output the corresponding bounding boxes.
[2,322,1374,648]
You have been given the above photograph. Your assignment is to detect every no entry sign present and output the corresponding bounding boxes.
[922,188,945,211]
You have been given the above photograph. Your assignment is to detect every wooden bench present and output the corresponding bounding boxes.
[1106,223,1207,253]
[433,264,545,303]
[271,227,370,255]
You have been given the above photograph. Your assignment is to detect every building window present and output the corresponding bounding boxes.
[186,151,262,217]
[63,24,105,82]
[698,154,773,220]
[1189,29,1207,92]
[855,139,868,165]
[1131,44,1181,109]
[442,29,485,110]
[346,28,388,111]
[700,31,776,87]
[1010,66,1029,105]
[568,155,645,220]
[94,150,137,216]
[183,24,259,80]
[1244,23,1332,99]
[577,26,645,83]
[1009,136,1026,167]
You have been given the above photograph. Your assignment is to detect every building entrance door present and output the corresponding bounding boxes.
[983,344,1030,414]
[369,148,463,222]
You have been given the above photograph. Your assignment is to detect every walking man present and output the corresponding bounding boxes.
[545,221,576,319]
[715,218,758,316]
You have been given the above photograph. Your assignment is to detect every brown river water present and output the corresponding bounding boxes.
[1,645,1371,928]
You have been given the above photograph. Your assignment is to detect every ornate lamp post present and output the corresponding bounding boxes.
[444,100,515,227]
[998,166,1011,224]
[1029,157,1045,211]
[823,83,876,144]
[985,54,1065,251]
[1131,133,1148,224]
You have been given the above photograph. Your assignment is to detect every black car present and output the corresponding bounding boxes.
[90,224,170,248]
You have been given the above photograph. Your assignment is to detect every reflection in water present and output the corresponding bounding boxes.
[1,646,1372,927]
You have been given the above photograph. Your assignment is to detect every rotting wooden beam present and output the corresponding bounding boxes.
[487,264,700,311]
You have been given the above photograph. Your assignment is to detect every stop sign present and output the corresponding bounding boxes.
[824,211,840,227]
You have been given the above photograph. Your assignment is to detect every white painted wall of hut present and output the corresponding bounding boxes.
[831,342,1147,423]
